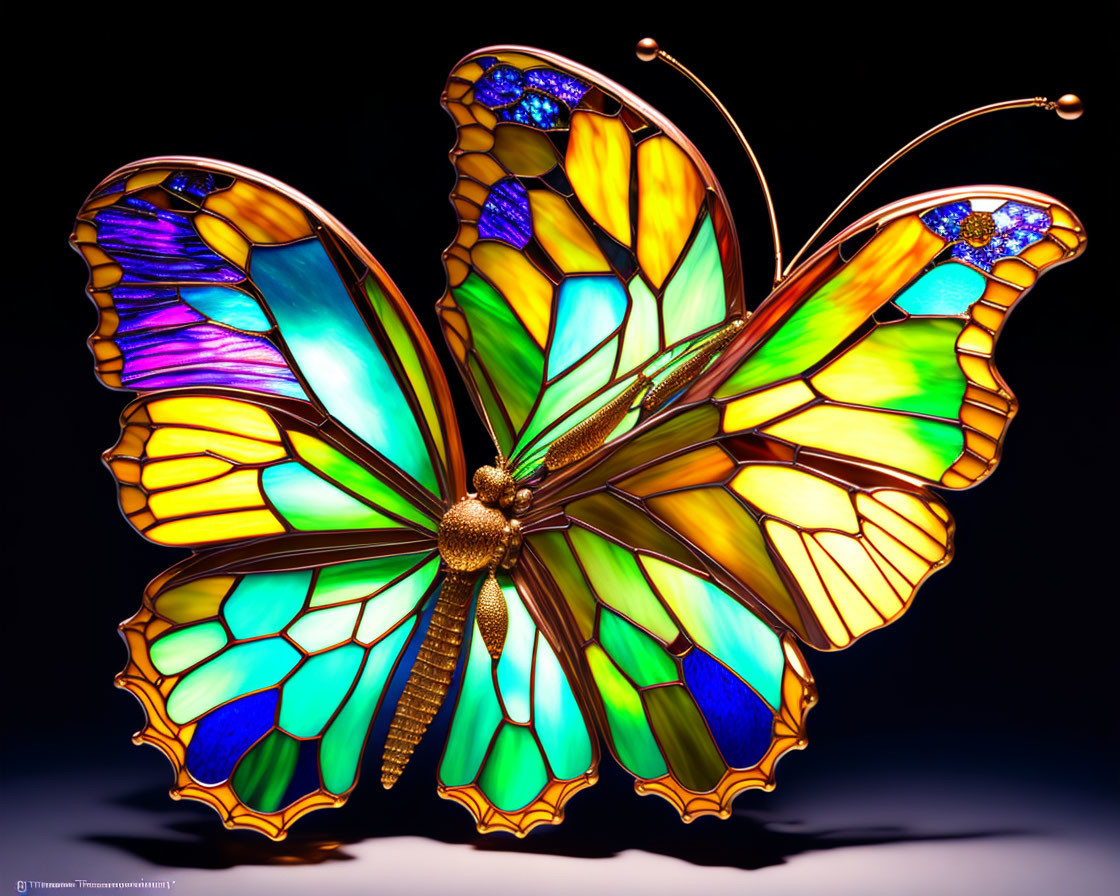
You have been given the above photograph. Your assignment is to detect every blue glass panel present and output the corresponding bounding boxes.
[279,738,322,807]
[547,276,627,378]
[524,69,589,105]
[474,65,523,107]
[185,689,278,785]
[683,649,773,769]
[895,262,987,315]
[165,170,215,201]
[479,179,531,248]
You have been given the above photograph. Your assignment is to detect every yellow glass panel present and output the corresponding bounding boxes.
[805,536,883,635]
[636,136,705,288]
[1050,227,1080,250]
[195,215,249,269]
[155,577,235,623]
[952,453,989,480]
[566,111,632,246]
[492,125,559,176]
[1049,207,1074,228]
[471,105,497,130]
[529,191,609,272]
[724,380,815,432]
[109,458,140,484]
[446,81,470,101]
[148,469,265,518]
[862,539,911,599]
[970,303,1004,330]
[141,456,234,490]
[458,152,506,186]
[92,263,123,287]
[731,465,859,533]
[855,494,945,563]
[990,258,1035,288]
[981,281,1020,308]
[617,445,734,496]
[815,532,903,618]
[80,244,114,267]
[457,125,494,152]
[958,354,999,390]
[74,222,97,242]
[457,179,489,205]
[862,522,929,584]
[470,242,553,346]
[147,396,281,441]
[148,510,284,545]
[957,325,993,355]
[453,62,484,80]
[763,405,952,482]
[204,181,312,243]
[764,520,849,647]
[960,403,1006,439]
[965,429,997,458]
[494,52,547,68]
[446,102,473,126]
[1020,239,1063,266]
[872,490,948,544]
[126,169,170,191]
[119,486,145,513]
[146,429,288,464]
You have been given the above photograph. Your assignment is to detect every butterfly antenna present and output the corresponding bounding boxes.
[636,38,784,287]
[780,94,1084,280]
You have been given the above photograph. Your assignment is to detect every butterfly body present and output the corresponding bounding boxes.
[72,45,1084,840]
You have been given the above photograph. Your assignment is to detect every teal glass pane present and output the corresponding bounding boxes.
[663,214,725,346]
[250,239,436,494]
[355,558,438,644]
[179,285,271,331]
[150,621,227,676]
[598,609,677,687]
[533,639,592,780]
[167,638,301,724]
[547,276,626,378]
[223,570,311,639]
[495,578,535,724]
[262,462,398,531]
[478,723,548,811]
[640,555,784,709]
[895,262,986,315]
[278,643,365,738]
[441,616,502,786]
[321,622,412,794]
[287,603,362,653]
[311,553,429,607]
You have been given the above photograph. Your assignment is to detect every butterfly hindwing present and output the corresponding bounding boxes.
[438,47,745,474]
[117,541,443,839]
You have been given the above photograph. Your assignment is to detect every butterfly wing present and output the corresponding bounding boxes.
[517,184,1083,816]
[437,47,744,473]
[73,159,470,837]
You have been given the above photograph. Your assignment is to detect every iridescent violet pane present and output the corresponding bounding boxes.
[478,179,531,248]
[524,68,589,105]
[920,201,972,240]
[95,198,242,283]
[111,286,205,333]
[474,65,524,107]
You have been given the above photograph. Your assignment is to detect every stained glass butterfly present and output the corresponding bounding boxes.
[70,43,1085,840]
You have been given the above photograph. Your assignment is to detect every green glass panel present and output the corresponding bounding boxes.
[320,622,412,794]
[441,616,503,786]
[569,526,678,643]
[525,532,596,640]
[585,644,666,778]
[291,435,435,530]
[640,555,783,709]
[167,638,300,724]
[643,685,725,792]
[251,239,436,493]
[619,275,660,374]
[566,494,696,567]
[311,553,428,607]
[478,723,548,811]
[813,319,966,418]
[533,639,592,779]
[231,730,300,813]
[895,262,985,315]
[468,354,514,456]
[363,276,444,470]
[262,462,398,531]
[287,603,361,653]
[179,285,270,331]
[515,337,620,455]
[599,610,677,687]
[663,214,725,346]
[223,570,311,639]
[495,578,535,724]
[150,621,228,676]
[355,558,438,644]
[453,273,543,432]
[278,643,365,738]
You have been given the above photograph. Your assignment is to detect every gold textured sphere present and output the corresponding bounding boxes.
[1055,94,1083,120]
[472,465,514,506]
[635,37,660,62]
[438,498,507,571]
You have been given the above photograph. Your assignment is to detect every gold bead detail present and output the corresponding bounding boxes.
[958,211,996,247]
[636,38,660,62]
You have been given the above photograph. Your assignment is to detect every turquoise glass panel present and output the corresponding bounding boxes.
[895,262,986,315]
[179,285,271,331]
[547,276,626,378]
[440,617,502,786]
[250,239,436,493]
[320,622,412,794]
[663,215,725,346]
[167,638,301,723]
[311,553,428,607]
[533,639,592,780]
[150,621,227,675]
[495,579,535,724]
[287,603,362,652]
[262,462,398,531]
[278,643,365,737]
[478,723,548,811]
[222,570,311,639]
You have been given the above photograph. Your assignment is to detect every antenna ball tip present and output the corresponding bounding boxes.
[1055,94,1083,120]
[635,38,660,62]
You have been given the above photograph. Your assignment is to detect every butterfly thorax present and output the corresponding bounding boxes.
[380,465,530,789]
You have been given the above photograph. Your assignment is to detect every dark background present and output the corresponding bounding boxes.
[6,11,1116,866]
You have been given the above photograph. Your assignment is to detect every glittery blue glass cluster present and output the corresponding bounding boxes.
[478,179,532,248]
[166,170,215,201]
[471,57,590,130]
[921,200,1051,271]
